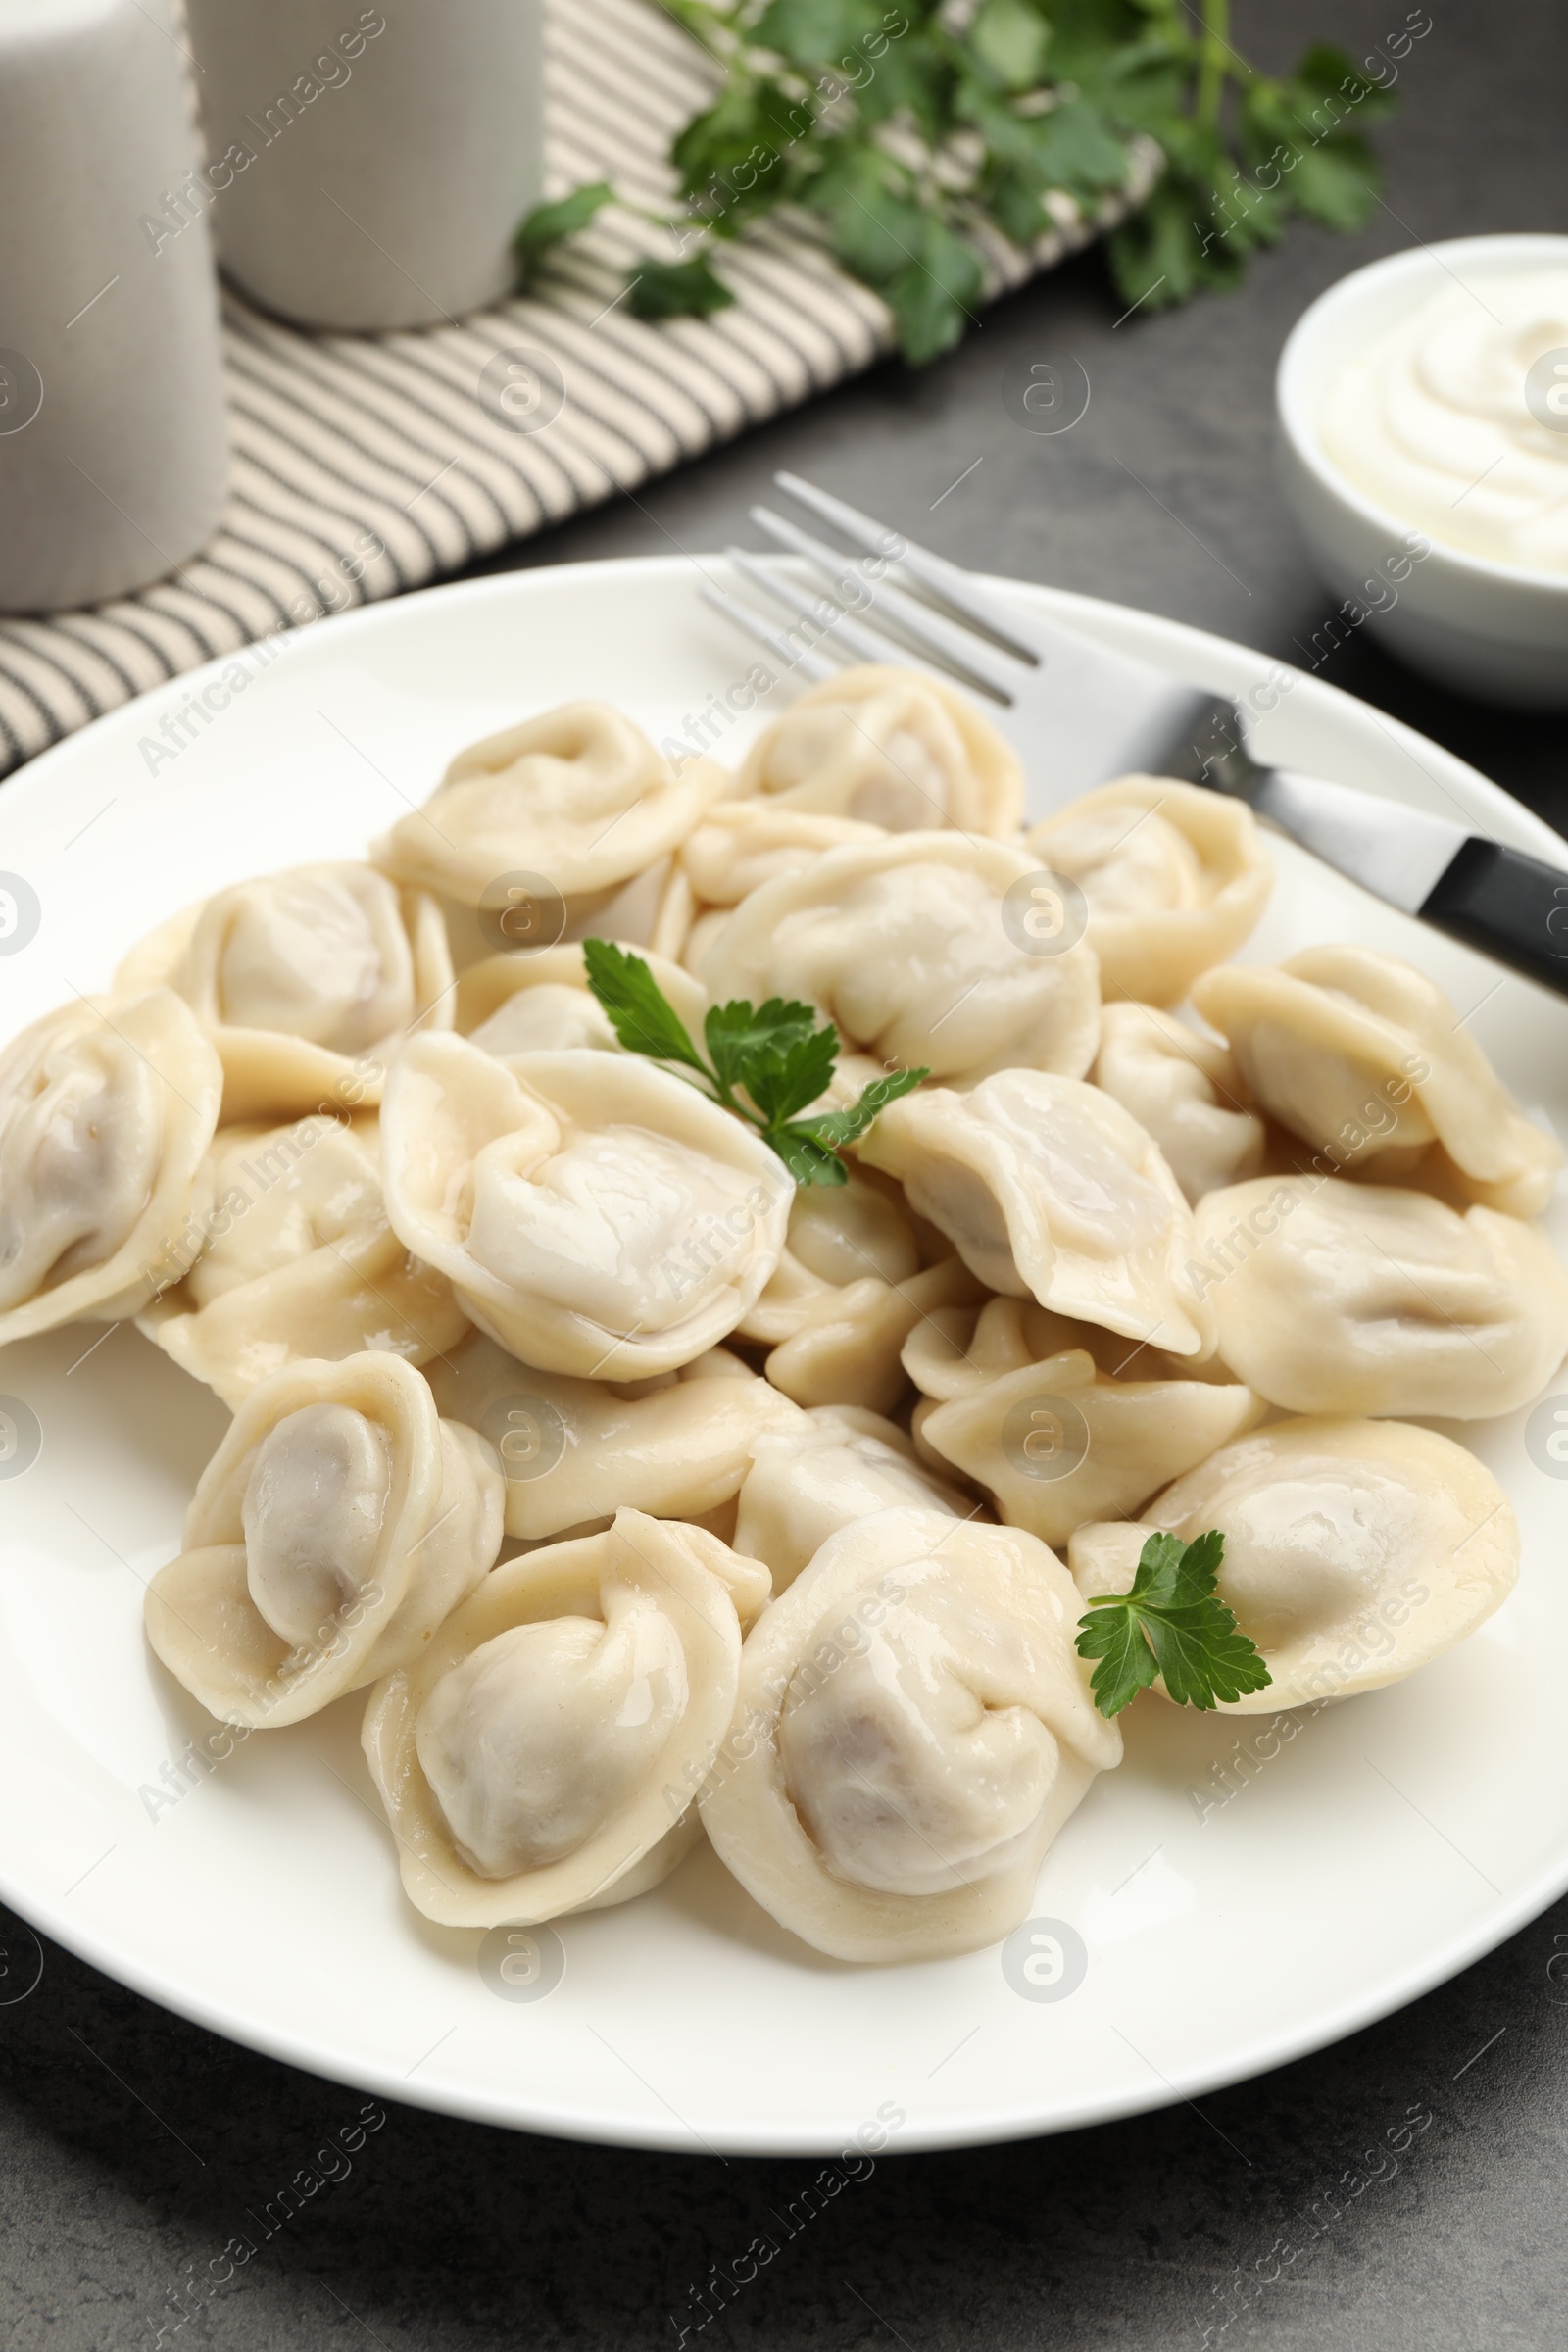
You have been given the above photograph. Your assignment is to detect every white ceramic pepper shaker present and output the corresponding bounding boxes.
[0,0,228,613]
[183,0,546,331]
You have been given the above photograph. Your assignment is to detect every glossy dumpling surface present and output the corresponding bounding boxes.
[1192,1175,1568,1418]
[373,702,722,907]
[379,1039,791,1377]
[915,1342,1263,1547]
[455,941,708,1059]
[736,665,1024,835]
[1192,944,1563,1217]
[700,1507,1121,1961]
[680,804,886,908]
[739,1170,922,1342]
[145,1351,504,1727]
[696,833,1101,1085]
[859,1069,1214,1356]
[1024,776,1271,1004]
[738,1168,982,1412]
[0,990,222,1347]
[1092,1001,1264,1203]
[733,1405,974,1591]
[903,1294,1242,1399]
[651,804,886,968]
[362,1509,770,1926]
[137,1110,469,1407]
[179,864,419,1049]
[117,863,453,1123]
[428,1328,799,1540]
[1068,1417,1518,1711]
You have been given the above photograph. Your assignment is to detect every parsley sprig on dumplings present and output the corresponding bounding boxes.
[583,939,926,1187]
[1075,1530,1271,1717]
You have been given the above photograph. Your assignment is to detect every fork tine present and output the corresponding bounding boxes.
[699,579,838,684]
[773,470,1052,664]
[725,547,953,682]
[750,505,1026,700]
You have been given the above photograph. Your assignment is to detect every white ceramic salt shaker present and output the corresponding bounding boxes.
[184,0,546,331]
[0,0,228,613]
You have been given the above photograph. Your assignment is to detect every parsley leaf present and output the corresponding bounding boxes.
[889,217,985,368]
[1030,98,1130,195]
[742,1025,841,1127]
[755,0,888,65]
[514,182,614,281]
[971,0,1053,94]
[628,256,734,320]
[580,939,708,1072]
[1075,1528,1272,1717]
[1287,136,1383,232]
[582,942,924,1185]
[704,996,818,1097]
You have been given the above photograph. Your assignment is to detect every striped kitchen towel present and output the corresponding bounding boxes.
[0,0,1155,777]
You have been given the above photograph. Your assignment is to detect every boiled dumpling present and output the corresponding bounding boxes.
[700,1506,1121,1961]
[0,990,222,1348]
[914,1339,1263,1547]
[733,1406,976,1591]
[761,1256,986,1414]
[676,805,885,907]
[427,1327,799,1540]
[903,1293,1238,1400]
[648,803,884,970]
[373,703,724,911]
[1192,945,1562,1217]
[1092,1001,1264,1203]
[738,1168,983,1411]
[361,1509,770,1926]
[145,1351,504,1727]
[137,1109,470,1408]
[455,940,708,1058]
[1023,775,1271,1004]
[738,1165,924,1346]
[858,1070,1215,1357]
[1192,1175,1568,1419]
[735,665,1024,835]
[1068,1417,1518,1711]
[116,862,454,1123]
[379,1038,791,1377]
[696,833,1101,1086]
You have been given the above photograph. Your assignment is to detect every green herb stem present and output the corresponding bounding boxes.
[1195,0,1232,129]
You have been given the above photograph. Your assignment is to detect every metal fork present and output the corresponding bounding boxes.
[702,471,1568,1003]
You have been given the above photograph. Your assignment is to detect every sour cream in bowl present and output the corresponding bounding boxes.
[1277,234,1568,708]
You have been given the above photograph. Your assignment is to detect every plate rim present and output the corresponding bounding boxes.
[7,549,1566,866]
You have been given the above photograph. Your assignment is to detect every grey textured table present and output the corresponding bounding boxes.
[6,3,1568,2345]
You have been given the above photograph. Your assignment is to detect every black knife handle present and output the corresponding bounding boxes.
[1419,837,1568,1001]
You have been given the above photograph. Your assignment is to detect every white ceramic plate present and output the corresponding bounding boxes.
[3,558,1567,2158]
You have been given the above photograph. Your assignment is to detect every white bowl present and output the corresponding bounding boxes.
[1276,232,1568,709]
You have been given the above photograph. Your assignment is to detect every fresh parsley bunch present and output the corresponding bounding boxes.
[517,0,1397,365]
[1075,1527,1271,1716]
[582,937,925,1184]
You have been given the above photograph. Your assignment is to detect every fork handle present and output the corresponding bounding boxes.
[1419,838,1568,1000]
[1231,760,1568,1004]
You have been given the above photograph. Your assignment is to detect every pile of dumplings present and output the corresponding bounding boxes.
[4,663,1560,1967]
